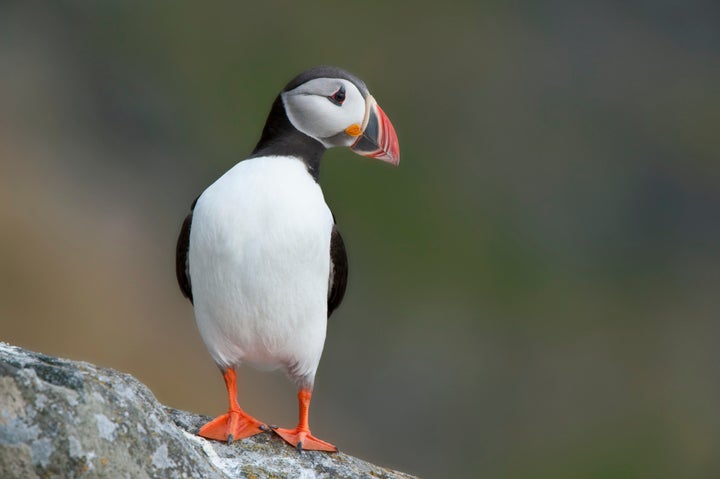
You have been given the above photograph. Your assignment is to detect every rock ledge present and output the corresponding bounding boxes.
[0,342,417,479]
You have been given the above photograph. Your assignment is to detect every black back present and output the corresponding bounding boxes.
[176,197,198,303]
[328,225,348,317]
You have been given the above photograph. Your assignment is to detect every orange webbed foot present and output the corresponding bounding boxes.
[198,409,267,444]
[273,426,337,452]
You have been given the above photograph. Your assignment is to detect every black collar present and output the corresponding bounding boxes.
[250,95,326,182]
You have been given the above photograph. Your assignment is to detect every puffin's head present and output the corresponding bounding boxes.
[280,66,400,165]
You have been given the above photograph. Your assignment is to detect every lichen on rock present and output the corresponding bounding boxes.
[0,342,417,479]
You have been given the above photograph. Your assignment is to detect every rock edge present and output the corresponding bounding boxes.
[0,342,417,479]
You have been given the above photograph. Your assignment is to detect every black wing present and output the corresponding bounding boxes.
[175,198,198,304]
[328,224,348,318]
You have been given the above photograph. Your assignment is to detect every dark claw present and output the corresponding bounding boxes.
[227,434,234,445]
[259,424,269,431]
[269,424,279,430]
[297,441,303,452]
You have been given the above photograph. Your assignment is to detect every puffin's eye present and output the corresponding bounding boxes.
[328,86,346,106]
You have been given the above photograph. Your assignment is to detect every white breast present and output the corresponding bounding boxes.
[188,156,334,381]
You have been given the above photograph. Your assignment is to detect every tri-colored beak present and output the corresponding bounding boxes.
[349,95,400,166]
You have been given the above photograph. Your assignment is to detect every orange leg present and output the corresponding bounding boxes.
[274,389,337,452]
[198,368,266,444]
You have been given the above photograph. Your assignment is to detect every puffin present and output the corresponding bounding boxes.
[175,66,399,452]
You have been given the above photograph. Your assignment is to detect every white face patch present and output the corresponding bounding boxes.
[281,78,366,148]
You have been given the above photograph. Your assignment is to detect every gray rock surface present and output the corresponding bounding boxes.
[0,342,417,479]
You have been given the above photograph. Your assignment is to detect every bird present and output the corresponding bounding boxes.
[175,66,399,452]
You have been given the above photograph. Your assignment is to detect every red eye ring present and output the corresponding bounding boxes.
[328,86,346,106]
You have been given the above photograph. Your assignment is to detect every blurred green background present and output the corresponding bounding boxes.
[1,1,719,477]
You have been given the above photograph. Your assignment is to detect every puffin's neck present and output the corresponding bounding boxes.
[251,95,326,182]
